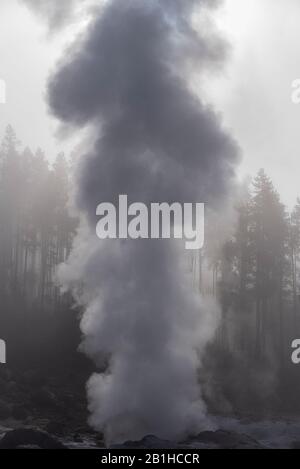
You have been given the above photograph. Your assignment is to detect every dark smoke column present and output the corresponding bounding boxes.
[49,0,240,443]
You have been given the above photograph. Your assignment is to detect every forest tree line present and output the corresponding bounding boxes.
[197,169,300,413]
[205,168,300,363]
[2,124,300,409]
[0,125,76,315]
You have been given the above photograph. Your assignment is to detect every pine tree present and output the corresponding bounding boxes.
[250,169,288,359]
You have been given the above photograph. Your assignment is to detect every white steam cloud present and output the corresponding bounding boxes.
[44,0,240,444]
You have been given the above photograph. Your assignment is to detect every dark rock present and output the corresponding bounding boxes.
[17,445,42,449]
[45,421,66,436]
[111,435,178,449]
[193,430,263,449]
[113,431,264,450]
[0,429,67,449]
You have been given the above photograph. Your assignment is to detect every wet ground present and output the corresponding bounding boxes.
[2,416,300,448]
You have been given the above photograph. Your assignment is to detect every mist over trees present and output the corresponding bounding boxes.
[1,124,300,413]
[0,125,77,311]
[0,125,78,365]
[201,169,300,414]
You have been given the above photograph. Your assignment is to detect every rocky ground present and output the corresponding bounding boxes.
[0,365,104,448]
[1,366,300,449]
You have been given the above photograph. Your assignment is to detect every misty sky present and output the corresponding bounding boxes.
[0,0,299,207]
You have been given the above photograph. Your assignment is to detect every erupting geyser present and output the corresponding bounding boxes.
[46,0,239,443]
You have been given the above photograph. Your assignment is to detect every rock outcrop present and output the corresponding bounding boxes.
[0,429,67,449]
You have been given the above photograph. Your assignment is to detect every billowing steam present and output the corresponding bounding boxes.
[45,0,239,443]
[21,0,86,30]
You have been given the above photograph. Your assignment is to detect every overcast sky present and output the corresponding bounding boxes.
[0,0,299,207]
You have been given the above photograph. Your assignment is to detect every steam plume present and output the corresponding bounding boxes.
[48,0,240,443]
[22,0,85,30]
